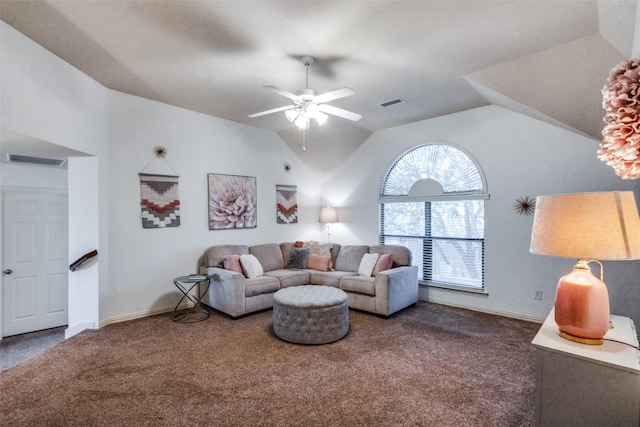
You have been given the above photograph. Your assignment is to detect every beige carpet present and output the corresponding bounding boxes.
[0,302,539,426]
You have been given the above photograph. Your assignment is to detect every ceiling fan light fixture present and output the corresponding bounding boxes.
[294,111,310,130]
[249,55,361,138]
[285,108,299,122]
[315,111,328,126]
[305,104,327,126]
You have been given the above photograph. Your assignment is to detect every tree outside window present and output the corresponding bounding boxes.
[379,144,487,290]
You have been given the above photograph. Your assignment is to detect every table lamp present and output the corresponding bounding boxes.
[319,206,339,246]
[530,191,640,345]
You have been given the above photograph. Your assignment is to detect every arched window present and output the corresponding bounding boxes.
[380,143,488,290]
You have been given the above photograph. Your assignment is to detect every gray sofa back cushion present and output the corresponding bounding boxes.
[334,245,369,272]
[249,243,284,272]
[369,245,412,267]
[280,242,295,266]
[205,245,249,267]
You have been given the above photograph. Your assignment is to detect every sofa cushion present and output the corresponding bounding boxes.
[205,245,249,267]
[286,248,310,269]
[222,254,243,273]
[340,275,376,296]
[264,269,309,288]
[249,243,284,272]
[240,254,263,278]
[280,242,296,266]
[369,245,412,267]
[307,254,331,271]
[245,276,280,297]
[372,253,393,276]
[358,253,379,276]
[334,245,369,272]
[309,270,357,287]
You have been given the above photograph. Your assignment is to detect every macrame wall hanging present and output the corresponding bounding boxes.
[276,164,298,224]
[139,146,181,228]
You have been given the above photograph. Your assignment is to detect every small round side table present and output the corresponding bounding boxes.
[172,275,210,322]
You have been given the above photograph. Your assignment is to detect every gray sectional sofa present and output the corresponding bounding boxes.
[199,242,419,318]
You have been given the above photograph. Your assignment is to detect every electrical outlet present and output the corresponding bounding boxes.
[534,290,543,300]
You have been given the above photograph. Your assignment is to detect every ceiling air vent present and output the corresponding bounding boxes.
[379,98,405,108]
[7,154,67,168]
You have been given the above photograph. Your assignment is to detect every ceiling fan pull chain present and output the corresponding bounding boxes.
[302,130,306,152]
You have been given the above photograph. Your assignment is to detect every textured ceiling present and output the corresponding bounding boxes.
[1,1,637,179]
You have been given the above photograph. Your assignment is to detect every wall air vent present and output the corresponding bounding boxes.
[379,98,405,108]
[7,154,67,168]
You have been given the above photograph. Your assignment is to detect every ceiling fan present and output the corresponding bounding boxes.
[249,56,362,150]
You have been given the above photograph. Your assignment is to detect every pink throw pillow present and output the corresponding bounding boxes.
[307,254,331,272]
[372,253,393,276]
[222,254,243,273]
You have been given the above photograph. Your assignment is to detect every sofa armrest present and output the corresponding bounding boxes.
[199,266,247,318]
[374,265,419,316]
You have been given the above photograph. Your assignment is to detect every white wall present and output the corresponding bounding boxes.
[0,163,68,189]
[66,157,99,338]
[1,23,106,155]
[1,21,107,338]
[323,105,640,325]
[104,91,322,322]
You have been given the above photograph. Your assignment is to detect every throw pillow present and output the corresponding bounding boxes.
[240,254,263,278]
[286,248,310,269]
[222,254,243,274]
[358,253,380,277]
[372,253,393,276]
[306,253,331,272]
[304,241,333,269]
[303,240,331,255]
[294,241,304,248]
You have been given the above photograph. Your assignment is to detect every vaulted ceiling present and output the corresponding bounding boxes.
[1,1,637,179]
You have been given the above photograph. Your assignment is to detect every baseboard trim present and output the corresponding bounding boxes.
[99,303,191,329]
[419,296,545,324]
[99,300,541,331]
[65,321,99,339]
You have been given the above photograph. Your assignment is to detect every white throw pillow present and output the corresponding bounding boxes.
[240,254,263,278]
[358,253,380,277]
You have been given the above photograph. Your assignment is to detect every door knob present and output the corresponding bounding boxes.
[3,269,12,275]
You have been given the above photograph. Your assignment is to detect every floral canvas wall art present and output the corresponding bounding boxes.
[208,173,257,230]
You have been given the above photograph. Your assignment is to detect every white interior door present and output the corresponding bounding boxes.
[2,190,68,337]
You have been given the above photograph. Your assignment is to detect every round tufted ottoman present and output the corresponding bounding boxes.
[273,285,349,344]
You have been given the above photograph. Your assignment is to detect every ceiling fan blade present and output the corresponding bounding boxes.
[263,85,300,102]
[248,104,296,118]
[317,104,362,122]
[313,87,355,104]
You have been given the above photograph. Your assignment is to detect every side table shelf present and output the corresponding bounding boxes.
[172,275,211,322]
[532,309,640,426]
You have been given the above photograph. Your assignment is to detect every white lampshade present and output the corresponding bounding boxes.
[319,206,338,223]
[530,191,640,260]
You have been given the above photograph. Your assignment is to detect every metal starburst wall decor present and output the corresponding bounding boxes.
[153,145,168,158]
[514,195,536,216]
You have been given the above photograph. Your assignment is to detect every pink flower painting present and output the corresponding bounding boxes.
[208,174,257,229]
[598,57,640,179]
